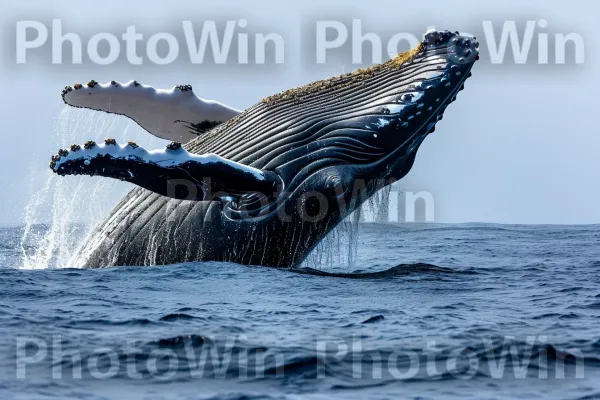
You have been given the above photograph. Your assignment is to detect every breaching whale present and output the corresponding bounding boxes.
[50,30,479,268]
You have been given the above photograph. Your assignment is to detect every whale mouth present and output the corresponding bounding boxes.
[50,29,479,211]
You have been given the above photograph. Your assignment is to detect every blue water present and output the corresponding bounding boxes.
[1,223,600,399]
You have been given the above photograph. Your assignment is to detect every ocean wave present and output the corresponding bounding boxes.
[293,263,477,279]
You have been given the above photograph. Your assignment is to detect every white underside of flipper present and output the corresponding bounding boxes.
[62,80,241,143]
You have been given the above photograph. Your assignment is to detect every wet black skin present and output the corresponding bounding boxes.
[58,30,480,268]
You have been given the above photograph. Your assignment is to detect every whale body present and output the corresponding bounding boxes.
[52,30,479,268]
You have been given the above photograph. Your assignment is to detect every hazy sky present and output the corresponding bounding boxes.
[0,0,598,225]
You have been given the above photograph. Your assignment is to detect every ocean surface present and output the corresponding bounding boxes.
[1,223,600,399]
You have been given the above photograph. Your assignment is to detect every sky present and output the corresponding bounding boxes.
[0,0,598,225]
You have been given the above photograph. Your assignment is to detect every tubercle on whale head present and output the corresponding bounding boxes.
[344,29,480,182]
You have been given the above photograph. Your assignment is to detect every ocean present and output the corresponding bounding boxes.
[1,223,599,399]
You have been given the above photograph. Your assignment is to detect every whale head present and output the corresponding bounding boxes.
[220,30,480,223]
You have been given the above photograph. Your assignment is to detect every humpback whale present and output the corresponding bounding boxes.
[50,30,479,268]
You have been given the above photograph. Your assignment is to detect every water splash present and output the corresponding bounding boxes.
[19,107,164,269]
[300,185,393,272]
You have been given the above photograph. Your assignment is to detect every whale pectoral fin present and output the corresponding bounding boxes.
[50,140,281,201]
[61,81,241,143]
